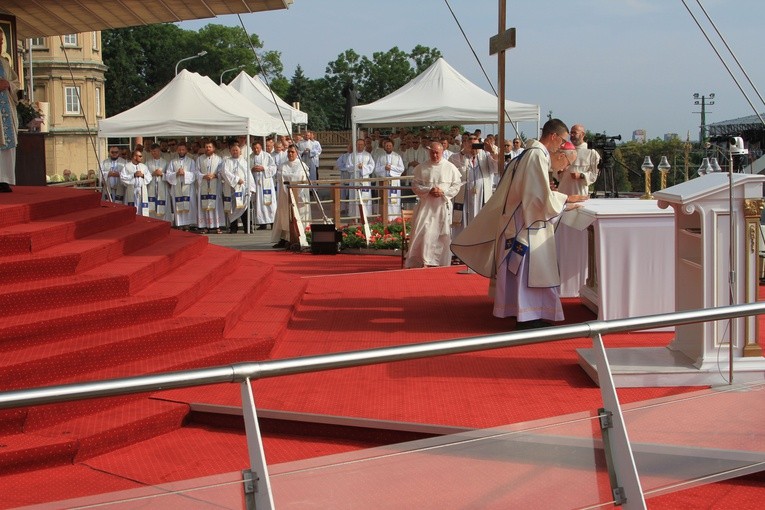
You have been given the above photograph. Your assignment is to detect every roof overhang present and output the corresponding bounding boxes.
[1,0,293,39]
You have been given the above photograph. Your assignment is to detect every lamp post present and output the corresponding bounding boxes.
[175,50,208,75]
[692,92,715,146]
[640,156,655,200]
[220,65,245,84]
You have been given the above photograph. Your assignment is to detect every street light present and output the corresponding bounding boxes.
[692,92,715,145]
[175,50,208,75]
[220,65,245,84]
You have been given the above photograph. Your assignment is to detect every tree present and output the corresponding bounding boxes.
[409,44,442,74]
[285,67,330,131]
[613,138,692,193]
[359,47,415,102]
[103,23,286,116]
[319,45,442,129]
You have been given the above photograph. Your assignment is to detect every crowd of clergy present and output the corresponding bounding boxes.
[99,131,321,247]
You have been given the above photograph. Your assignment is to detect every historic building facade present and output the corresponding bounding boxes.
[24,31,107,177]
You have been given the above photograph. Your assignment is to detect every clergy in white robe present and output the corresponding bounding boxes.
[220,143,251,232]
[165,142,198,228]
[272,145,311,247]
[146,144,171,222]
[405,142,463,269]
[100,147,127,203]
[0,41,20,185]
[271,143,288,171]
[196,141,226,232]
[556,124,600,196]
[336,144,353,215]
[249,141,277,227]
[120,149,152,216]
[341,139,375,219]
[373,140,405,217]
[451,119,587,327]
[299,131,322,181]
[448,138,498,238]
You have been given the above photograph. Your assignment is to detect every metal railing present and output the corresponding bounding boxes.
[1,302,764,509]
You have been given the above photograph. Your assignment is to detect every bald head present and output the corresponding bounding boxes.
[570,124,586,146]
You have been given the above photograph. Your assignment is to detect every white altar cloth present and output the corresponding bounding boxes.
[559,198,675,323]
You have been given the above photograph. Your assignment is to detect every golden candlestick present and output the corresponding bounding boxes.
[640,156,654,200]
[658,156,671,190]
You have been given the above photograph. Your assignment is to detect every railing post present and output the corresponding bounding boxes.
[380,183,389,226]
[332,181,341,226]
[240,379,275,510]
[591,332,646,509]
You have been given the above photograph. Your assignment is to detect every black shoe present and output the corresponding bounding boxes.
[514,319,552,331]
[273,239,288,248]
[257,225,268,230]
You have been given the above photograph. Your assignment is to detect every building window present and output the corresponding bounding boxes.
[92,32,99,51]
[95,87,102,117]
[64,86,81,114]
[30,37,46,48]
[62,34,78,47]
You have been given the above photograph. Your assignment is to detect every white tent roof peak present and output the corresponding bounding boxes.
[229,71,308,126]
[351,57,539,128]
[98,69,286,137]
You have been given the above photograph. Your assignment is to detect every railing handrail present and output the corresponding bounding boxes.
[1,301,763,410]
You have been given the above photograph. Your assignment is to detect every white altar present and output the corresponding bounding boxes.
[577,174,765,387]
[558,199,675,322]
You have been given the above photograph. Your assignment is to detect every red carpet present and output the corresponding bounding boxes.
[0,186,762,508]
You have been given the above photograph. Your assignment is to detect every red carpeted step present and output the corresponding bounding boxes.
[0,409,27,435]
[137,243,245,316]
[0,317,227,391]
[0,295,180,347]
[0,216,171,284]
[89,337,275,382]
[0,203,137,256]
[0,186,101,229]
[176,256,273,331]
[0,431,78,475]
[154,276,309,408]
[24,399,189,463]
[223,275,308,345]
[0,232,209,318]
[2,399,188,474]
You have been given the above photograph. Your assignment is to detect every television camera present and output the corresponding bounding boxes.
[588,134,622,197]
[709,135,749,172]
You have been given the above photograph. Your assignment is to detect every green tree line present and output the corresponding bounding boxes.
[103,23,441,131]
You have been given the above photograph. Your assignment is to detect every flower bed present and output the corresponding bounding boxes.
[306,217,410,251]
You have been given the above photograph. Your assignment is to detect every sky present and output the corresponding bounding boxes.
[180,0,765,141]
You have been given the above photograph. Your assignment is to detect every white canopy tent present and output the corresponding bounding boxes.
[351,58,539,133]
[229,71,308,127]
[98,70,286,138]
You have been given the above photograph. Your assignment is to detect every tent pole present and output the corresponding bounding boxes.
[246,134,251,234]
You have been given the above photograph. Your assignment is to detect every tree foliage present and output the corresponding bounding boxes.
[104,26,441,131]
[612,138,698,193]
[103,23,285,116]
[317,45,442,130]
